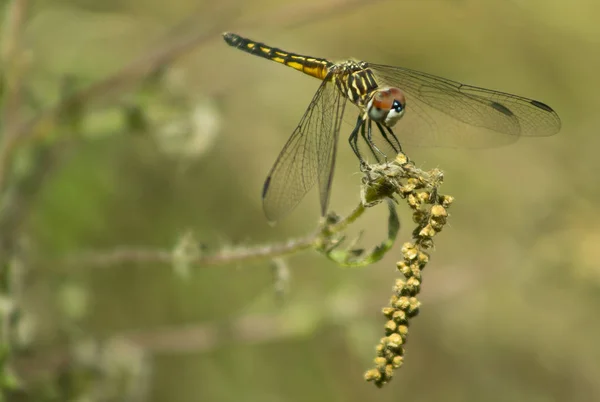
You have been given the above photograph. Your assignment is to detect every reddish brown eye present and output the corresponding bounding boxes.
[368,87,407,126]
[372,88,406,111]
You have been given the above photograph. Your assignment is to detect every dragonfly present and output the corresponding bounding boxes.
[223,32,561,222]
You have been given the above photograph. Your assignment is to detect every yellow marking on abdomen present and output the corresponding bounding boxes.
[223,32,333,81]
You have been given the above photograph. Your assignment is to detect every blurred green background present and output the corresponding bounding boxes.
[4,0,600,400]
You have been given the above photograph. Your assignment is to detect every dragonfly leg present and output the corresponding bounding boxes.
[365,119,387,162]
[360,120,382,163]
[349,115,367,166]
[375,122,403,154]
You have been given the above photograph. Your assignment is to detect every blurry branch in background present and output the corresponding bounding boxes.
[0,0,32,395]
[62,199,388,271]
[0,9,227,192]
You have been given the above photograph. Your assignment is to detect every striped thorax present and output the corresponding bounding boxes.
[328,61,377,105]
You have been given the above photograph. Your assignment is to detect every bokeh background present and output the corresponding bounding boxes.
[4,0,600,400]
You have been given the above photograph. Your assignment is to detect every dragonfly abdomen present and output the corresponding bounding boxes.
[223,32,332,80]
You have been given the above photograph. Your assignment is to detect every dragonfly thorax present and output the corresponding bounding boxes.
[330,61,378,105]
[367,87,407,127]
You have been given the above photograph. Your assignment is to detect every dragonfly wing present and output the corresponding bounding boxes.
[317,81,347,217]
[262,79,347,222]
[369,63,561,148]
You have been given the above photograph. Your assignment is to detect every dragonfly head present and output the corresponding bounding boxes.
[367,87,406,127]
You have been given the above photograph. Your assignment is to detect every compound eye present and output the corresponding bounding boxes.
[374,87,406,112]
[369,87,406,124]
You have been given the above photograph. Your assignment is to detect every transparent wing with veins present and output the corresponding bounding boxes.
[262,78,347,222]
[369,63,561,148]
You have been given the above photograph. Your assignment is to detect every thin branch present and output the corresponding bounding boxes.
[62,234,317,269]
[59,191,374,270]
[326,203,366,234]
